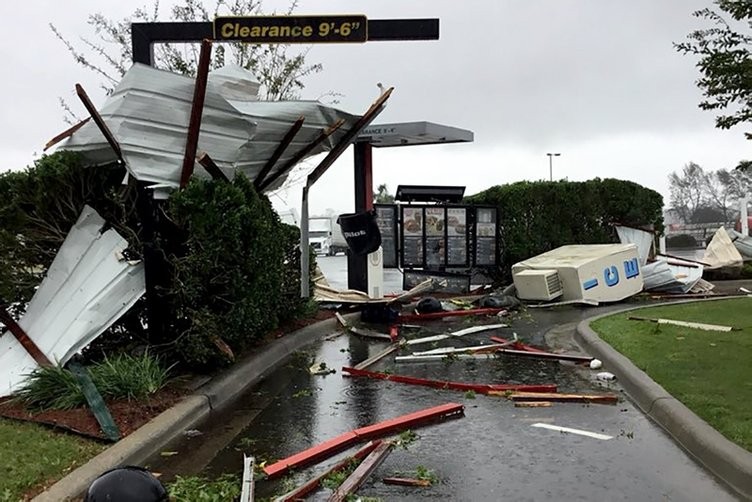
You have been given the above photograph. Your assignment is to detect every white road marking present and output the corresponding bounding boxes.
[531,422,613,440]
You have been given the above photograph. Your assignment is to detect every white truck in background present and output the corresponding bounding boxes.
[309,216,348,256]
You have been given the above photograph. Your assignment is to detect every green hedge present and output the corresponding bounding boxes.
[465,179,663,279]
[166,174,312,369]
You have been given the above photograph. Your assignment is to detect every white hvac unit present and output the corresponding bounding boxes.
[513,269,563,301]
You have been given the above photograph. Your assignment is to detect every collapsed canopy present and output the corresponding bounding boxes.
[59,63,360,191]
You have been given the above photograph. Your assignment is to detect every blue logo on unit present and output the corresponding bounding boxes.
[582,258,641,290]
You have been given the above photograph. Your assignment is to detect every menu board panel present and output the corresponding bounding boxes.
[402,207,423,237]
[424,207,445,237]
[375,205,398,267]
[474,207,497,266]
[401,206,423,267]
[425,237,445,267]
[446,207,468,266]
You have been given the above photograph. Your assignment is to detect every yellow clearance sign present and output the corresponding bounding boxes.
[213,15,368,44]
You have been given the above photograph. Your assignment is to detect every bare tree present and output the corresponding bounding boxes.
[51,0,324,122]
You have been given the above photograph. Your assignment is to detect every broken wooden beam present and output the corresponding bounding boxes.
[405,324,508,347]
[348,326,392,341]
[343,367,557,394]
[254,116,305,190]
[495,348,593,363]
[197,151,230,182]
[274,442,381,502]
[0,306,52,367]
[628,316,738,332]
[179,39,213,189]
[353,343,403,371]
[382,477,431,487]
[75,84,123,161]
[399,307,507,322]
[495,391,619,405]
[514,401,553,408]
[489,336,547,353]
[328,441,394,502]
[262,403,464,478]
[44,118,90,151]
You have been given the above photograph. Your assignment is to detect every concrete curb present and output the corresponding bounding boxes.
[33,313,356,501]
[574,297,752,501]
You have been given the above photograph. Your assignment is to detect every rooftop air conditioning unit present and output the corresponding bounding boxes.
[513,269,563,301]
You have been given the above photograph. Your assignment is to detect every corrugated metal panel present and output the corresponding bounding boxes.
[59,64,359,191]
[0,206,145,397]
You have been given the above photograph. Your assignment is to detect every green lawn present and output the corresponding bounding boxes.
[591,297,752,452]
[0,418,105,501]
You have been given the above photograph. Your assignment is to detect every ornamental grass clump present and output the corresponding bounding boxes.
[15,353,171,411]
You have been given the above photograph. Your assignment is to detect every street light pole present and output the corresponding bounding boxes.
[546,152,561,181]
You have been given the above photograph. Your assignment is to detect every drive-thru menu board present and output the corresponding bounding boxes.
[446,207,468,266]
[374,205,398,267]
[474,207,497,266]
[401,206,424,267]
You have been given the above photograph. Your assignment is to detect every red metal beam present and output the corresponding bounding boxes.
[329,441,394,502]
[179,39,212,189]
[263,402,463,478]
[254,116,305,190]
[0,306,52,367]
[343,367,557,394]
[275,441,381,501]
[399,307,507,322]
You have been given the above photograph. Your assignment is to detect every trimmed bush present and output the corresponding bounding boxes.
[166,174,313,369]
[465,179,663,280]
[667,234,699,248]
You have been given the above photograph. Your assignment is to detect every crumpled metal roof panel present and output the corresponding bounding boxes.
[59,64,359,191]
[0,206,145,397]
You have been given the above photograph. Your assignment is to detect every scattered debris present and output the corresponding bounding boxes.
[399,307,507,322]
[530,422,613,440]
[328,441,395,502]
[353,343,403,371]
[489,336,545,353]
[416,297,443,314]
[160,451,179,457]
[702,227,744,272]
[68,360,121,442]
[309,362,337,375]
[262,403,464,478]
[343,367,556,394]
[628,316,738,332]
[395,353,498,363]
[335,312,392,340]
[596,372,616,381]
[514,402,553,408]
[183,429,203,438]
[382,477,431,487]
[495,348,594,364]
[274,442,380,502]
[589,359,603,370]
[411,342,513,356]
[405,324,508,347]
[527,298,600,308]
[240,455,254,502]
[501,391,618,405]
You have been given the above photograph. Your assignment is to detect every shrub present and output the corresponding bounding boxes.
[667,234,699,248]
[166,174,312,369]
[465,179,663,281]
[15,354,170,411]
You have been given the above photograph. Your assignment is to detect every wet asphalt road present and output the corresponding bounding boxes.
[147,257,739,501]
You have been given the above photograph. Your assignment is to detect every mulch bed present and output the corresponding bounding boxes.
[0,310,339,441]
[0,387,184,441]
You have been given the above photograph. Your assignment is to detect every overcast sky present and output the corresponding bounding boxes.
[0,0,749,218]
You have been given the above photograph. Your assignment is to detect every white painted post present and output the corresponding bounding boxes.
[300,186,310,298]
[741,197,749,236]
[659,234,666,254]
